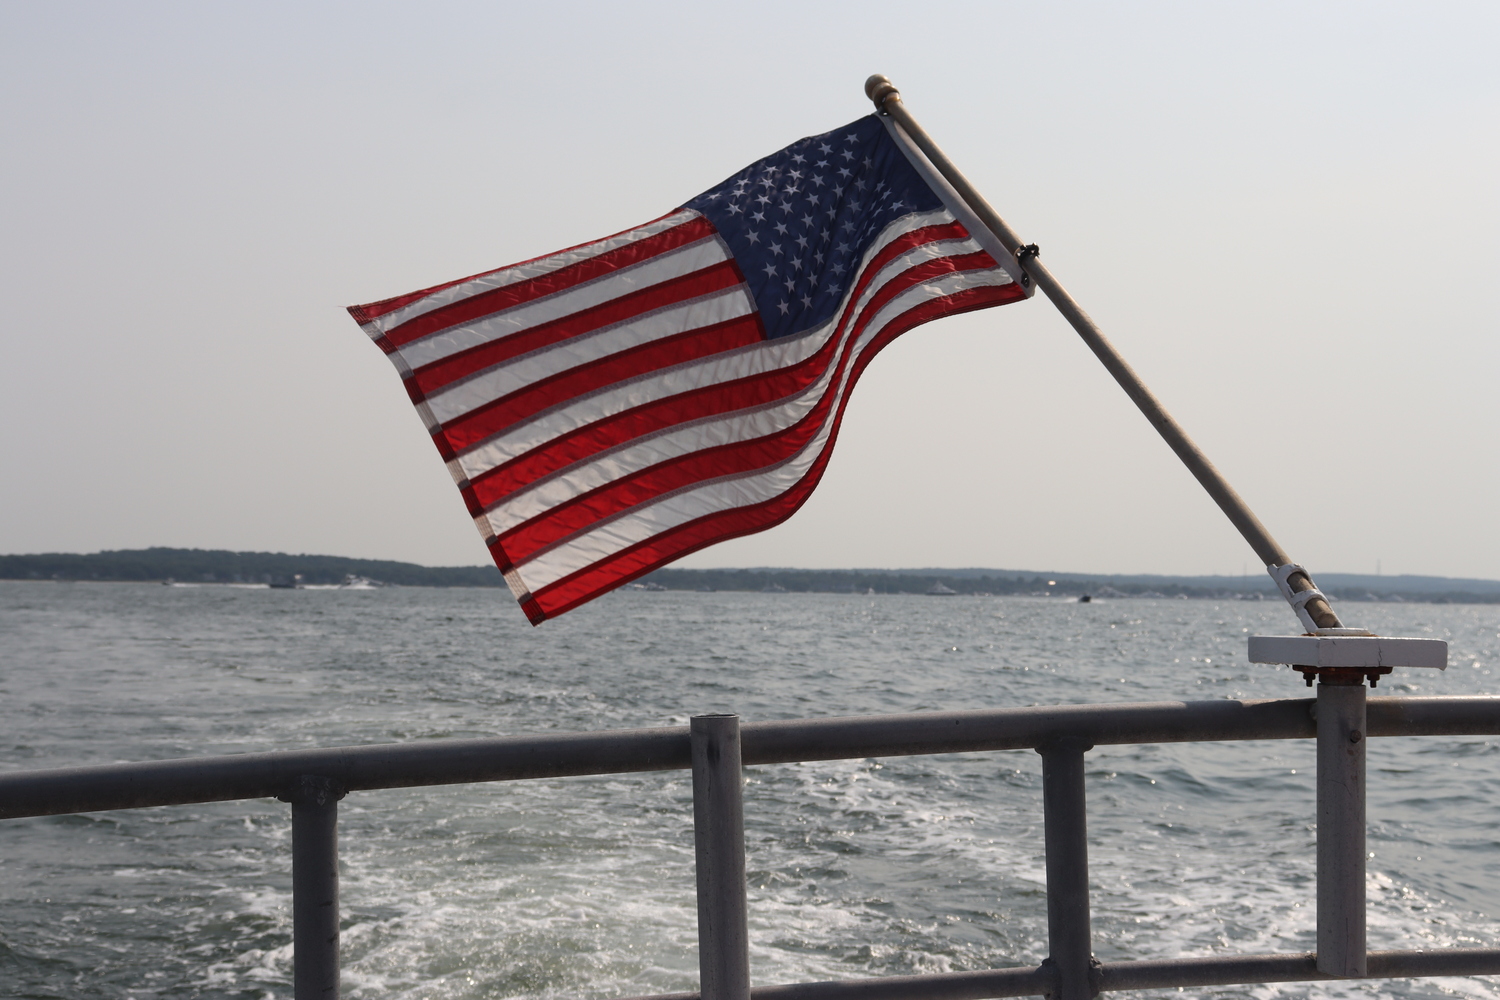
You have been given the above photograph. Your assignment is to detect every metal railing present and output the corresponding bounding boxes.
[2,694,1498,999]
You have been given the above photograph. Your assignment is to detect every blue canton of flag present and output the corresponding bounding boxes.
[684,116,946,340]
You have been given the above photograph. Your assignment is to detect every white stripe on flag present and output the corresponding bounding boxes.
[368,209,703,336]
[396,236,732,371]
[484,354,838,532]
[451,315,834,479]
[424,286,756,425]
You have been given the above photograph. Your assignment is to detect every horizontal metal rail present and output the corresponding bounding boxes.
[2,696,1496,819]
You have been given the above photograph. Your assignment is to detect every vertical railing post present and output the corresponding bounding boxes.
[691,714,750,1000]
[281,775,346,1000]
[1317,677,1367,977]
[1039,739,1097,1000]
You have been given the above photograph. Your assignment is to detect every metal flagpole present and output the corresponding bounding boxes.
[864,74,1342,632]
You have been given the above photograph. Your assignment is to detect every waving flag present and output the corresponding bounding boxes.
[350,114,1030,623]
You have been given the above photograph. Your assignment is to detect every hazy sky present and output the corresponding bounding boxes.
[2,2,1497,580]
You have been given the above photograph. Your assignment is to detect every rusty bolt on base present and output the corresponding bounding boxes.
[1294,665,1393,688]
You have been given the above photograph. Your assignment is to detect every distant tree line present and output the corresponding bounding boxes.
[0,548,504,587]
[2,549,1495,604]
[638,568,1500,605]
[644,567,1241,598]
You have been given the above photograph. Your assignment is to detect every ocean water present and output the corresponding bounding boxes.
[0,580,1496,1000]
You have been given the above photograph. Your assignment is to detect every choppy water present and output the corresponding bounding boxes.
[0,580,1496,1000]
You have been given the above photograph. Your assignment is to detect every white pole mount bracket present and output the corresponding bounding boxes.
[1248,633,1448,687]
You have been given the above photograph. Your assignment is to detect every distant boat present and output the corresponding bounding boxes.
[926,582,957,595]
[1079,594,1092,603]
[761,583,787,593]
[269,573,304,590]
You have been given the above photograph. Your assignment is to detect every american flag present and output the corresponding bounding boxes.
[350,114,1030,624]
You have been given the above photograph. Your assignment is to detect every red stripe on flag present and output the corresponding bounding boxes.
[438,313,765,453]
[464,377,773,511]
[846,250,998,342]
[460,320,842,508]
[851,221,976,291]
[533,429,843,620]
[407,260,747,397]
[497,383,832,557]
[380,218,720,349]
[347,210,688,325]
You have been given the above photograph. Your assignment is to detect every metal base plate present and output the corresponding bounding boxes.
[1248,635,1447,670]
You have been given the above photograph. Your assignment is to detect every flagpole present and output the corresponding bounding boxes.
[865,75,1342,631]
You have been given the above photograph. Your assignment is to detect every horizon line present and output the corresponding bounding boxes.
[3,546,1498,587]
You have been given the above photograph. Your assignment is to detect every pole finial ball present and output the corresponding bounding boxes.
[865,74,900,108]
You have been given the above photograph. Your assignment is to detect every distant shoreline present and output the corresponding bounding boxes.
[0,548,501,589]
[3,548,1498,606]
